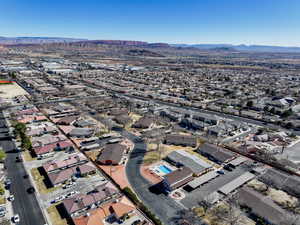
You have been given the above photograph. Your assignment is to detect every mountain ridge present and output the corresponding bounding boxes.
[0,36,300,53]
[171,43,300,53]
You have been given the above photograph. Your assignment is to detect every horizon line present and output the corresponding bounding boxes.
[1,35,300,48]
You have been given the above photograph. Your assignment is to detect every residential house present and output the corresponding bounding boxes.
[165,134,197,148]
[162,167,194,192]
[63,182,120,217]
[97,144,127,165]
[132,116,155,129]
[197,143,236,165]
[165,150,212,176]
[72,196,137,225]
[43,154,88,173]
[68,128,95,138]
[33,140,73,156]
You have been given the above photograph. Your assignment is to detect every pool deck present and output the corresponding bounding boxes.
[140,161,178,184]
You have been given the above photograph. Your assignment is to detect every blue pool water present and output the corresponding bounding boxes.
[158,165,172,174]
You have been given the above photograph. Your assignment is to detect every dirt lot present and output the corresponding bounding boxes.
[0,83,28,98]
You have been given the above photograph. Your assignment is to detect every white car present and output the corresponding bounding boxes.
[8,195,14,201]
[12,214,20,223]
[66,191,79,198]
[63,182,76,189]
[54,195,65,203]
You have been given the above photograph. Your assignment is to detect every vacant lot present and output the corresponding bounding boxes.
[0,83,27,98]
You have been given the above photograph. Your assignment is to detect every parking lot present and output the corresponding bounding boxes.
[180,165,251,208]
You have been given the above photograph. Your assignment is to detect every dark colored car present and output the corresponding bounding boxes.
[15,157,23,162]
[223,165,233,171]
[23,174,29,179]
[131,220,142,225]
[27,187,35,194]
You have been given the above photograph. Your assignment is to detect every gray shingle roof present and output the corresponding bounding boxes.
[166,150,212,174]
[187,170,218,188]
[218,172,255,195]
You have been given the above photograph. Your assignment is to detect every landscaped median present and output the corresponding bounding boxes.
[123,187,163,225]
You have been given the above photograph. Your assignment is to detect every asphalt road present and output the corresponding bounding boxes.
[112,127,184,225]
[0,115,45,225]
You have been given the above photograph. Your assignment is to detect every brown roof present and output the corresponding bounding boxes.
[164,167,194,187]
[48,167,75,185]
[73,196,136,225]
[132,116,154,129]
[78,162,96,175]
[73,209,105,225]
[97,144,126,165]
[56,116,78,125]
[198,143,235,163]
[165,134,197,147]
[63,182,120,215]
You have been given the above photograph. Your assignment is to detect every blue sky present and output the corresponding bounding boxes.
[1,0,300,46]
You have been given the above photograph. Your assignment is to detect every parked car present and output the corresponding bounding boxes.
[0,207,6,217]
[217,169,225,175]
[23,174,29,179]
[12,214,20,223]
[223,165,233,171]
[52,195,66,203]
[4,179,11,189]
[62,182,76,189]
[4,179,11,186]
[27,187,35,194]
[8,195,14,201]
[131,219,142,225]
[66,191,79,198]
[15,156,23,162]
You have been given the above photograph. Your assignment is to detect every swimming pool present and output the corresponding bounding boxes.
[158,165,172,174]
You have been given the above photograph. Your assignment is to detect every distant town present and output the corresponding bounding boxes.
[0,39,300,225]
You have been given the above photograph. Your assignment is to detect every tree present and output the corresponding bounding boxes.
[21,135,32,151]
[246,101,253,108]
[281,109,293,118]
[270,107,276,114]
[285,122,294,130]
[279,214,299,225]
[14,122,26,137]
[0,149,6,161]
[211,195,242,225]
[171,209,205,225]
[198,195,215,214]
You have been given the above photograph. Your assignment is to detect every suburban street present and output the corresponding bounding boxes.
[0,112,46,225]
[78,78,300,136]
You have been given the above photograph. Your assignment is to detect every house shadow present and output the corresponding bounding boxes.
[148,182,167,195]
[56,203,74,224]
[37,167,53,189]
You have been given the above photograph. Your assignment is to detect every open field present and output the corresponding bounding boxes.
[0,83,28,98]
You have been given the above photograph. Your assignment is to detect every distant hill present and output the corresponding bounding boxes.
[171,43,300,53]
[2,36,299,53]
[0,36,87,45]
[74,40,170,48]
[0,37,171,48]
